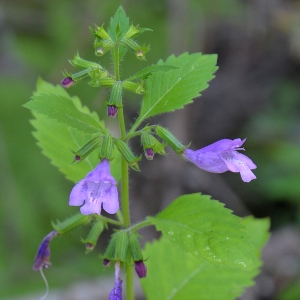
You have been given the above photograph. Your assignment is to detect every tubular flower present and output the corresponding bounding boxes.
[183,138,257,182]
[69,159,119,215]
[33,231,57,271]
[109,261,123,300]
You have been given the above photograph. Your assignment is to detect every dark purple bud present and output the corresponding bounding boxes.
[134,260,147,278]
[107,105,118,118]
[61,77,75,88]
[33,231,57,271]
[103,258,111,267]
[144,148,154,160]
[74,155,81,162]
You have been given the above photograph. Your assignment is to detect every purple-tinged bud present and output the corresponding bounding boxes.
[103,258,111,267]
[107,105,118,118]
[136,50,144,59]
[33,231,57,271]
[134,260,147,278]
[96,46,105,56]
[144,148,154,160]
[61,77,75,88]
[74,155,81,162]
[109,261,123,300]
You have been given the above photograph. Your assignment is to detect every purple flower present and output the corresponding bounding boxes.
[61,77,75,88]
[69,159,119,215]
[144,148,154,160]
[183,138,257,182]
[33,231,57,271]
[107,105,118,118]
[134,260,147,278]
[109,261,123,300]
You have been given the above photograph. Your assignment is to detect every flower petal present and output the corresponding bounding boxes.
[102,186,119,214]
[69,179,86,206]
[221,152,257,182]
[86,159,116,183]
[183,149,228,173]
[80,200,102,215]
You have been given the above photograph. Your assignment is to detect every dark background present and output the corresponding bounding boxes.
[1,0,300,299]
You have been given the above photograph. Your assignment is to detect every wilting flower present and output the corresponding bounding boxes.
[134,260,147,278]
[109,261,123,300]
[183,138,256,182]
[33,231,57,271]
[69,159,119,215]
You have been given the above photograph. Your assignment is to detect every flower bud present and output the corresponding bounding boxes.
[114,139,141,171]
[141,131,166,159]
[122,80,145,94]
[81,220,104,253]
[107,105,118,118]
[134,260,147,278]
[103,258,111,267]
[91,25,111,40]
[99,135,114,160]
[70,53,103,70]
[107,81,123,112]
[61,77,75,88]
[103,231,130,262]
[155,126,187,154]
[144,148,154,160]
[72,136,103,164]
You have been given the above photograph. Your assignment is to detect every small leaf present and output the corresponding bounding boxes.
[107,6,130,42]
[148,193,260,271]
[127,64,178,80]
[136,52,218,125]
[24,93,105,135]
[142,214,269,300]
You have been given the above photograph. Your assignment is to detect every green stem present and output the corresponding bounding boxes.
[128,116,143,135]
[129,219,153,232]
[113,43,134,300]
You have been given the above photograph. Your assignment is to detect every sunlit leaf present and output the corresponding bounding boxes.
[149,193,261,271]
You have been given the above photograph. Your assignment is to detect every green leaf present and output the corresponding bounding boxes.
[107,6,130,42]
[127,64,178,80]
[27,79,121,182]
[142,215,269,300]
[148,193,262,271]
[24,92,105,135]
[136,52,218,124]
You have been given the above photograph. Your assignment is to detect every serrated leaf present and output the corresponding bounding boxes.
[142,215,269,300]
[127,64,178,80]
[27,79,121,182]
[107,6,130,42]
[136,52,218,125]
[24,93,105,135]
[148,193,259,271]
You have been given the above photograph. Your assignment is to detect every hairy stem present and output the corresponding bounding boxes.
[113,43,134,300]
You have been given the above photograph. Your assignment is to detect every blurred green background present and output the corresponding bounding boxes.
[1,0,300,299]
